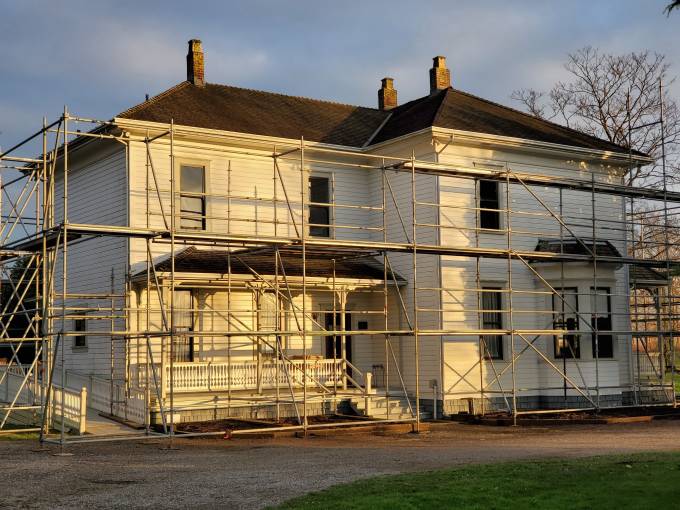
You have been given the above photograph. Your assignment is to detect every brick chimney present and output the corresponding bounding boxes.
[429,56,450,94]
[187,39,205,87]
[378,77,398,110]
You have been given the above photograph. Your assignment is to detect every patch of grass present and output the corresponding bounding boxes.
[0,431,39,441]
[274,452,680,509]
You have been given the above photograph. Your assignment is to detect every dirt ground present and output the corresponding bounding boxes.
[3,420,680,509]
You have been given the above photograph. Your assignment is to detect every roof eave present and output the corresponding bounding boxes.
[431,127,653,165]
[113,117,367,154]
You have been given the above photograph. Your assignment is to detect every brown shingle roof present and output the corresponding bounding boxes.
[118,82,388,147]
[373,88,642,155]
[143,246,404,282]
[118,81,641,155]
[534,238,622,258]
[630,265,669,286]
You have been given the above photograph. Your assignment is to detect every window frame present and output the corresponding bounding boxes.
[172,289,196,362]
[308,173,333,238]
[175,159,210,232]
[552,287,581,359]
[477,179,504,232]
[257,291,278,357]
[480,286,504,360]
[73,318,87,349]
[590,286,614,359]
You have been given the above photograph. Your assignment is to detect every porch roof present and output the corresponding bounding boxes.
[534,238,622,258]
[630,265,670,288]
[138,246,406,283]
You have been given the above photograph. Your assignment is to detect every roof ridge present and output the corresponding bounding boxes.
[117,81,191,118]
[205,81,382,112]
[448,87,634,154]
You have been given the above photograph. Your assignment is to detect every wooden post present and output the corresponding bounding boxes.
[364,371,373,417]
[79,387,87,435]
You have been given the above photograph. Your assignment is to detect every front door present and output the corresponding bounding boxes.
[324,312,352,376]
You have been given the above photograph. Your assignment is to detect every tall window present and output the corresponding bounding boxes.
[173,290,195,362]
[553,288,580,358]
[309,176,331,237]
[73,318,86,348]
[591,287,613,358]
[479,180,501,230]
[258,292,277,356]
[481,288,503,360]
[180,165,205,230]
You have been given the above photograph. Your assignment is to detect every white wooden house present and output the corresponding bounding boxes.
[48,41,660,426]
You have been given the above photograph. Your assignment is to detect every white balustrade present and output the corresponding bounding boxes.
[131,359,346,393]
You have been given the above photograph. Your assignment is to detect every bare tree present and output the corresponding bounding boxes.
[512,47,679,187]
[666,0,680,15]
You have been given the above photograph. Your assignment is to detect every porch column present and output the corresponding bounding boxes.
[339,289,348,390]
[256,287,263,395]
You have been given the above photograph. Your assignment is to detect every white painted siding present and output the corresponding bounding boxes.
[437,144,632,404]
[53,142,128,377]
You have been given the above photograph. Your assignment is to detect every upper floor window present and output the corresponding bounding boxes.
[591,287,613,359]
[481,287,503,360]
[309,175,331,237]
[479,180,501,230]
[180,165,205,230]
[553,287,580,359]
[73,318,86,348]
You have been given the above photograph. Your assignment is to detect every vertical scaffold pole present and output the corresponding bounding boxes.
[591,172,600,410]
[169,118,176,444]
[659,79,675,404]
[300,137,308,433]
[411,151,420,432]
[382,161,390,418]
[506,168,518,424]
[60,107,69,451]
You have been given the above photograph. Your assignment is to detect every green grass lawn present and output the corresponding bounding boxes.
[274,452,680,510]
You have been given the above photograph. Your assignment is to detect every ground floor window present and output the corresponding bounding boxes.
[481,288,503,360]
[553,287,580,359]
[173,289,195,362]
[591,287,614,358]
[258,291,278,356]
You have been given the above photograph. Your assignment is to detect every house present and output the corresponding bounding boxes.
[8,40,672,433]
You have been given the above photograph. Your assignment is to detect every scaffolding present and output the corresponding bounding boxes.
[0,85,678,447]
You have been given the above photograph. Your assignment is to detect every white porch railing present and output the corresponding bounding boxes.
[131,359,346,393]
[0,365,88,434]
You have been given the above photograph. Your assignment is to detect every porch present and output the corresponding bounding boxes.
[129,357,373,395]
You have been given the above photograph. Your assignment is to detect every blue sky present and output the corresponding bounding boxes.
[1,0,678,151]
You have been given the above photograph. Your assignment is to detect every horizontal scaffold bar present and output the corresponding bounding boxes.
[14,223,674,268]
[398,161,680,203]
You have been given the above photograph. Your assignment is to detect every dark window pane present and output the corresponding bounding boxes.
[481,288,503,359]
[74,319,86,348]
[553,288,580,358]
[180,165,205,230]
[591,287,613,358]
[181,166,204,193]
[309,176,330,237]
[479,180,500,230]
[310,176,330,203]
[173,290,194,362]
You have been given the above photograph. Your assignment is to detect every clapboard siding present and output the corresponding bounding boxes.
[437,143,631,402]
[53,142,128,377]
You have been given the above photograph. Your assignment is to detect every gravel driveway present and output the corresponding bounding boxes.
[2,420,680,509]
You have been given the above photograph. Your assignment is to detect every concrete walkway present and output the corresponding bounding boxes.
[84,408,141,436]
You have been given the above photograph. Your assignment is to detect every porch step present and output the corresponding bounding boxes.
[345,396,429,420]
